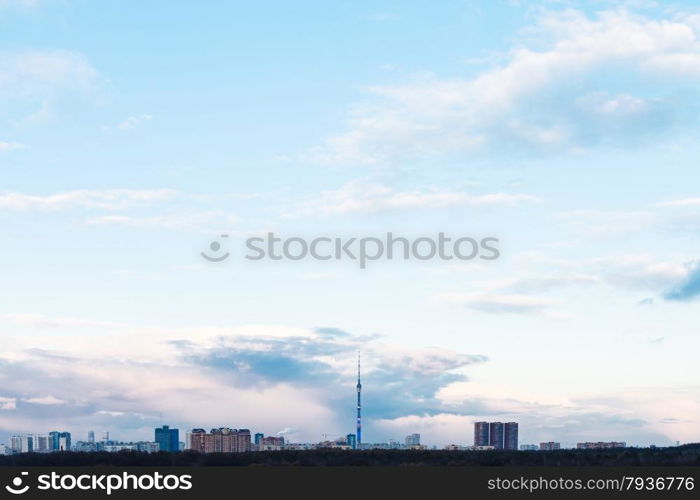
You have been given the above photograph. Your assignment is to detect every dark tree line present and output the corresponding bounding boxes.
[0,444,699,467]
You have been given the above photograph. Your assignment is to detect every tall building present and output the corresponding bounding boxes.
[254,433,264,447]
[356,352,362,446]
[48,431,71,451]
[346,433,357,450]
[58,432,71,451]
[49,431,60,451]
[474,422,489,447]
[489,422,504,449]
[10,436,32,453]
[88,431,95,443]
[188,428,251,453]
[101,431,110,442]
[31,434,50,452]
[504,422,518,450]
[155,425,179,452]
[405,433,421,447]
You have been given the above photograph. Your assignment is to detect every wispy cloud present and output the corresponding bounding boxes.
[0,189,177,211]
[0,141,24,152]
[0,397,16,411]
[116,113,153,131]
[434,291,561,315]
[656,198,700,207]
[0,313,124,329]
[291,180,539,216]
[311,9,700,164]
[21,395,69,406]
[0,49,100,122]
[83,210,239,230]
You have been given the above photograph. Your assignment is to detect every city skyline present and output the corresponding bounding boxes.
[1,0,699,449]
[0,358,684,451]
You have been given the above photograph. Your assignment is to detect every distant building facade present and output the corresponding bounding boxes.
[489,422,505,449]
[540,442,561,451]
[155,425,179,452]
[405,433,421,447]
[504,422,518,450]
[577,442,626,449]
[474,421,519,450]
[474,422,490,447]
[346,433,356,450]
[258,436,284,451]
[10,436,32,453]
[189,428,252,453]
[520,444,538,451]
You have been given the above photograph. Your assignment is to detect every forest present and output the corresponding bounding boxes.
[0,445,699,467]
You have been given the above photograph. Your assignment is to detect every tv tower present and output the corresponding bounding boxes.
[356,351,362,446]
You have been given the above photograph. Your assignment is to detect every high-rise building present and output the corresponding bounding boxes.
[101,431,110,442]
[47,431,70,451]
[489,422,504,449]
[405,433,421,447]
[474,422,489,447]
[48,431,60,451]
[504,422,518,450]
[155,425,179,453]
[254,433,264,447]
[88,431,95,443]
[58,432,71,451]
[346,433,357,450]
[31,434,50,452]
[188,428,251,453]
[10,435,33,453]
[540,442,561,451]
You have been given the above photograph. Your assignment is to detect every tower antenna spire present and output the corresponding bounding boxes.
[356,351,362,447]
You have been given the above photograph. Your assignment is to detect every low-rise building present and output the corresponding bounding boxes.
[577,442,626,449]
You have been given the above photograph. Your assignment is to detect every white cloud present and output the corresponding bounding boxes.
[434,291,561,315]
[0,49,99,96]
[292,180,539,216]
[312,9,700,164]
[0,49,100,123]
[656,197,700,207]
[116,113,153,131]
[84,210,239,230]
[0,313,124,329]
[22,395,68,405]
[0,141,24,152]
[0,189,177,211]
[0,397,16,410]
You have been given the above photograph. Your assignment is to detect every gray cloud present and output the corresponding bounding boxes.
[175,331,488,423]
[664,261,700,301]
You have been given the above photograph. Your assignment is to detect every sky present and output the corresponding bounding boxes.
[1,0,700,448]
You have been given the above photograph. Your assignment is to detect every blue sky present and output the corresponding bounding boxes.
[1,0,700,448]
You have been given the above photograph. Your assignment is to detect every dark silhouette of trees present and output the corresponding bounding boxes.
[0,445,698,467]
